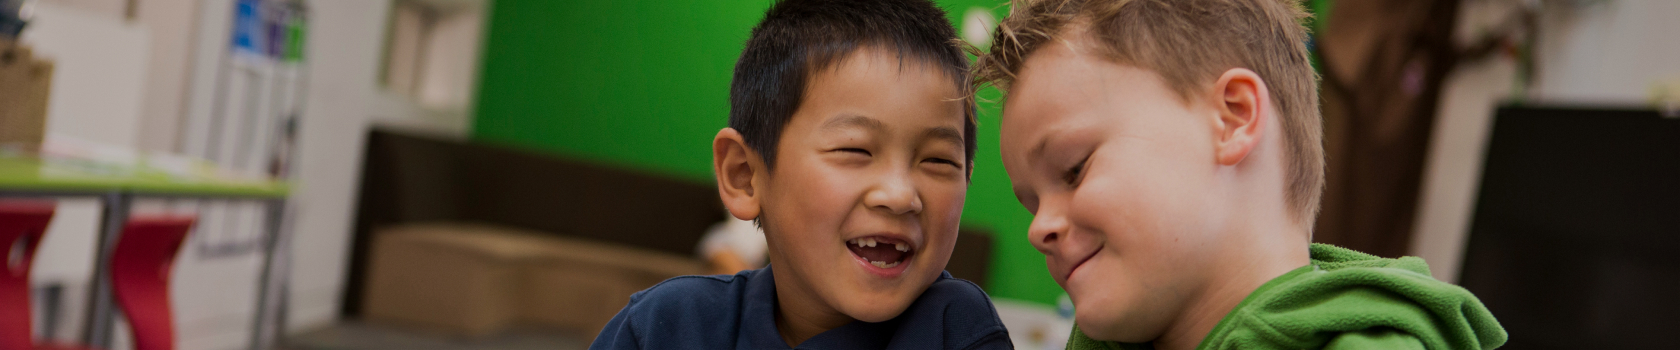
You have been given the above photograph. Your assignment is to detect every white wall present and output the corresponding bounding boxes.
[1410,0,1680,283]
[1529,0,1680,103]
[282,0,386,335]
[22,3,149,148]
[416,5,484,113]
[134,0,202,153]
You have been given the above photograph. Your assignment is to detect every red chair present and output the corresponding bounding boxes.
[0,201,55,350]
[108,216,194,350]
[0,205,193,350]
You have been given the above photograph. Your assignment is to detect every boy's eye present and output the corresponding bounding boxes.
[836,148,872,156]
[923,157,962,168]
[1062,157,1088,186]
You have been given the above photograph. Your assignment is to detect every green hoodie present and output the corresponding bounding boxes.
[1066,243,1507,350]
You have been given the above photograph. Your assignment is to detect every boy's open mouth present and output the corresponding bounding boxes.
[847,236,914,268]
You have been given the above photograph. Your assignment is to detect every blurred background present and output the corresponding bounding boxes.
[0,0,1673,349]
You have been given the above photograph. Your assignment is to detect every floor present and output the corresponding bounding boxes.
[282,322,589,350]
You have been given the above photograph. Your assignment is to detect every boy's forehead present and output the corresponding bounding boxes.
[806,46,962,88]
[1002,38,1108,126]
[1007,35,1193,120]
[1014,32,1129,89]
[999,38,1187,161]
[794,49,966,127]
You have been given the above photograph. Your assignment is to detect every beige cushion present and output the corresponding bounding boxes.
[361,223,704,338]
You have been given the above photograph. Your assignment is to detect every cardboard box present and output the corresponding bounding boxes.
[0,40,53,153]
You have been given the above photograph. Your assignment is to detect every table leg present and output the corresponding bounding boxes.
[82,192,129,349]
[249,198,289,350]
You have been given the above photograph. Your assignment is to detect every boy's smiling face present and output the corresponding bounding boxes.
[998,37,1231,342]
[752,46,969,324]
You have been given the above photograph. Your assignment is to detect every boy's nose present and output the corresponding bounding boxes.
[1027,204,1069,256]
[864,173,922,215]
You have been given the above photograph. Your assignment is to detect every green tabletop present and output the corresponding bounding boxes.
[0,155,289,198]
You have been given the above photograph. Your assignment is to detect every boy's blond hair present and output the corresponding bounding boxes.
[976,0,1324,225]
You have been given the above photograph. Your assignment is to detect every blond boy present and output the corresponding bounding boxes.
[976,0,1507,349]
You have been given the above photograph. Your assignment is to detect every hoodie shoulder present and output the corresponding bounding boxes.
[1201,244,1507,350]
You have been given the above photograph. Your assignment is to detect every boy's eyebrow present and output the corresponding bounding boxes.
[1026,126,1074,164]
[923,126,965,148]
[822,114,963,148]
[1030,137,1052,163]
[821,114,886,132]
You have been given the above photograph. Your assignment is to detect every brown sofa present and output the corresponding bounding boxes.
[347,129,727,337]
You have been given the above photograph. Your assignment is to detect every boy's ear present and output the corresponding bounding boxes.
[1211,68,1269,166]
[714,128,765,221]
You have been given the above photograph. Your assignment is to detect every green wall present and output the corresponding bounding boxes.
[473,0,1059,306]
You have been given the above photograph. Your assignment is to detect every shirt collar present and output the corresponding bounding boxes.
[738,265,899,350]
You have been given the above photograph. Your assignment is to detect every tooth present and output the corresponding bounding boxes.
[864,238,877,247]
[895,243,908,252]
[871,261,888,268]
[883,261,899,268]
[848,238,858,246]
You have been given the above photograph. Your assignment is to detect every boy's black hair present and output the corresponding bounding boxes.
[730,0,977,173]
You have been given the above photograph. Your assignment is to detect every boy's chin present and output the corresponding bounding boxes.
[835,298,916,323]
[827,283,922,322]
[1073,296,1172,343]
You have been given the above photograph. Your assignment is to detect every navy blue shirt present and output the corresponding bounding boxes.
[589,266,1012,350]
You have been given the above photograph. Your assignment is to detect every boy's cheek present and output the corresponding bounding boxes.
[923,186,965,230]
[922,177,968,210]
[924,194,966,273]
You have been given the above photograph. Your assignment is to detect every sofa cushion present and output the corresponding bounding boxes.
[361,223,704,338]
